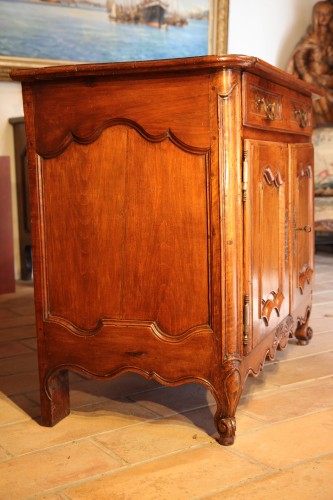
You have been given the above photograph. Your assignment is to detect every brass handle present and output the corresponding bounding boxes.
[255,95,275,121]
[294,108,308,128]
[296,225,312,233]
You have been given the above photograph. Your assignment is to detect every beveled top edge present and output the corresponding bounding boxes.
[10,54,323,97]
[9,54,256,80]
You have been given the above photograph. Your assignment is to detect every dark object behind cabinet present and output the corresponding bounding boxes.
[9,117,32,280]
[0,156,15,294]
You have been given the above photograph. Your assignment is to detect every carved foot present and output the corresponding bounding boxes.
[296,326,313,346]
[216,416,236,446]
[40,369,70,426]
[295,311,313,346]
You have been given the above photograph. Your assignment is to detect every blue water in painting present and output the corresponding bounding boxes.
[0,0,209,62]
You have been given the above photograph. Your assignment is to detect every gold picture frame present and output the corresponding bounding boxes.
[0,0,229,82]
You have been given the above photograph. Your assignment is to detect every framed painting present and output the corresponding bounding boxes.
[0,0,229,81]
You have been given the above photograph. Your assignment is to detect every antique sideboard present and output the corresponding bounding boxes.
[11,56,320,445]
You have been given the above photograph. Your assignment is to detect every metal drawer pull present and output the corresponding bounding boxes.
[296,225,312,232]
[294,108,308,128]
[255,95,275,121]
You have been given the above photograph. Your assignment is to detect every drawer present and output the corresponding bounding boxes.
[242,73,313,135]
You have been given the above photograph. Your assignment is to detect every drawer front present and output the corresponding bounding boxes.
[243,73,313,135]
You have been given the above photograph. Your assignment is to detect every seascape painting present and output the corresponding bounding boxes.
[0,0,210,63]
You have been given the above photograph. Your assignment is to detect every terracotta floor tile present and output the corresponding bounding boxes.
[0,324,36,342]
[310,316,333,333]
[127,383,215,417]
[0,446,12,462]
[0,351,37,376]
[206,454,333,499]
[19,337,37,350]
[0,394,33,425]
[0,340,33,359]
[313,279,333,292]
[274,331,333,361]
[241,377,333,422]
[93,403,265,461]
[62,446,269,500]
[93,417,214,464]
[1,401,159,456]
[0,440,123,499]
[233,408,333,469]
[261,352,333,387]
[171,405,264,440]
[310,304,333,319]
[0,309,19,321]
[312,291,333,304]
[0,315,36,329]
[241,370,278,398]
[8,304,35,316]
[1,370,39,396]
[10,394,40,420]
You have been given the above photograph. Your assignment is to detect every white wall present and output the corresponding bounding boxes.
[228,0,318,69]
[0,0,320,278]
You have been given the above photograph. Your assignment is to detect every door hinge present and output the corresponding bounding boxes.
[242,150,248,202]
[243,293,249,346]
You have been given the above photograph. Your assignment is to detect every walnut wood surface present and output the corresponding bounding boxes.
[12,55,317,445]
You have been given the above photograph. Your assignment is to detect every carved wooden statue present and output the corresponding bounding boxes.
[287,0,333,125]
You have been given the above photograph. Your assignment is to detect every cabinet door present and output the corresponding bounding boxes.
[244,140,289,350]
[290,144,314,310]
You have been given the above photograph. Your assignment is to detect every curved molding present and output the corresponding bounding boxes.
[37,118,211,159]
[44,314,213,342]
[217,82,238,100]
[44,363,218,401]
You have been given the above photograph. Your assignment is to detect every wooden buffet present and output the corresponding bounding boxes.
[11,55,319,445]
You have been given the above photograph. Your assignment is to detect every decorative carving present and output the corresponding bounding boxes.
[298,265,313,294]
[263,167,284,187]
[245,316,294,377]
[272,315,295,353]
[223,365,242,414]
[261,290,284,325]
[38,119,211,159]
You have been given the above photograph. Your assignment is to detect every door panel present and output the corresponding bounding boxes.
[245,140,289,349]
[290,144,314,309]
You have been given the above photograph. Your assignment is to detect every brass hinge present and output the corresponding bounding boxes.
[242,150,248,202]
[243,293,249,345]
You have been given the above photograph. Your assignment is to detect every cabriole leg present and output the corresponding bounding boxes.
[213,358,242,446]
[40,369,70,426]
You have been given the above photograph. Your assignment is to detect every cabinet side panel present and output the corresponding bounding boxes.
[41,126,210,335]
[31,75,211,156]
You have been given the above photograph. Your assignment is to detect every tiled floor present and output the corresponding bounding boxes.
[0,253,333,499]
